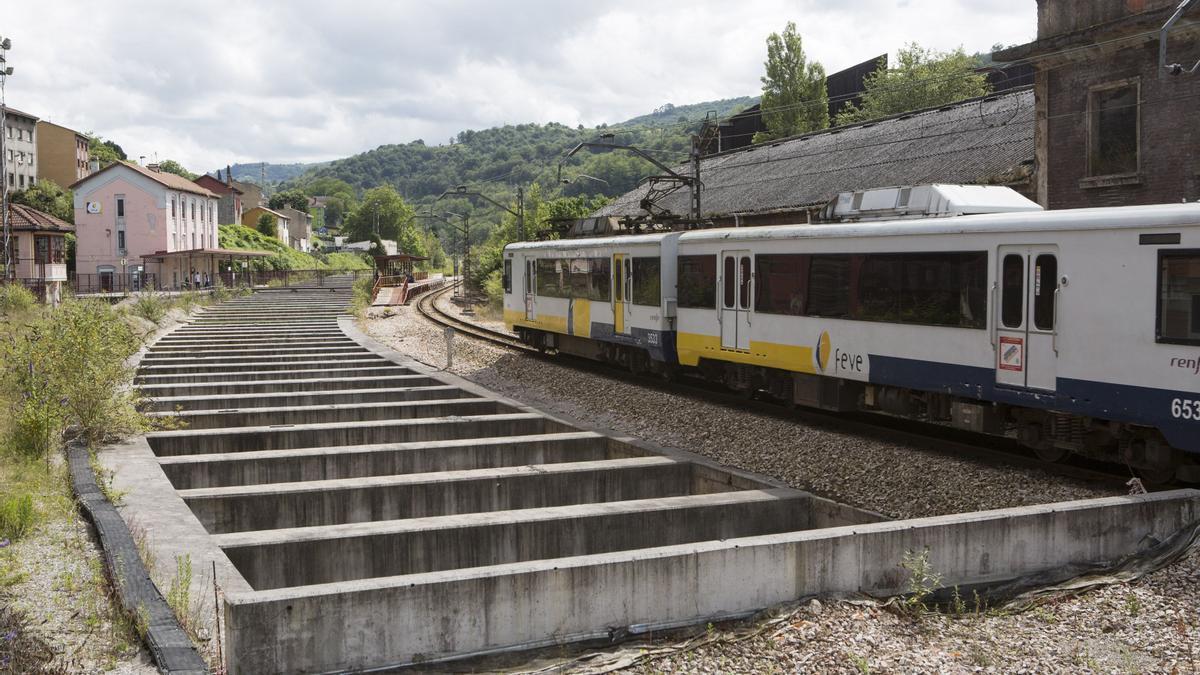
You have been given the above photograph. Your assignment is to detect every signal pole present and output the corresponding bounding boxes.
[0,36,13,280]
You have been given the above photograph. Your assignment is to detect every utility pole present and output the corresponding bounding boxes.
[437,185,525,241]
[690,134,702,223]
[0,36,12,281]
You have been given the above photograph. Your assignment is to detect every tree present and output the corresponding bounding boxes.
[343,185,425,256]
[754,22,828,143]
[158,159,197,180]
[268,189,310,213]
[85,134,126,166]
[10,179,74,223]
[256,213,278,238]
[834,43,991,126]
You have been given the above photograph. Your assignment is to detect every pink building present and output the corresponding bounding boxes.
[72,162,230,290]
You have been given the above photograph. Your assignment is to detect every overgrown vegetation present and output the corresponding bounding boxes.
[0,604,75,673]
[0,284,36,315]
[219,224,372,271]
[351,276,374,317]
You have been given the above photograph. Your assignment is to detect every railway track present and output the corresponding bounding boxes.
[415,283,1138,490]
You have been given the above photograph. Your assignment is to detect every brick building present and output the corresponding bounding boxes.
[996,0,1200,209]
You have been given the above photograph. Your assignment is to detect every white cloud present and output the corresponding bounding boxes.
[2,0,1035,171]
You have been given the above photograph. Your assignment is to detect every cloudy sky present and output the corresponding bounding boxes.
[4,1,1034,172]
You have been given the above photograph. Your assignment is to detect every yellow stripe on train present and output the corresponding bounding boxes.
[677,332,818,373]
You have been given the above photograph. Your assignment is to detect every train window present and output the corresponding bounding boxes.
[535,259,567,298]
[588,257,611,302]
[631,258,661,306]
[755,254,809,316]
[723,256,736,308]
[1158,252,1200,344]
[503,260,512,294]
[896,252,988,328]
[1001,254,1024,328]
[855,255,902,322]
[1033,255,1057,331]
[678,255,717,309]
[739,256,752,309]
[807,255,852,318]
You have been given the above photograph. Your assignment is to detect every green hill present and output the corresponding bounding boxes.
[288,95,759,206]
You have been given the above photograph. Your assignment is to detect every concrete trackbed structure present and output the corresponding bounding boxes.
[104,287,1200,674]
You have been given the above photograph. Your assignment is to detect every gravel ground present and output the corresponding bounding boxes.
[0,456,155,674]
[363,299,1200,673]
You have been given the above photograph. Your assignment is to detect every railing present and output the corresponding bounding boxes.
[250,268,374,289]
[70,273,159,295]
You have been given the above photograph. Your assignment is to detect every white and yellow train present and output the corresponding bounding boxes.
[503,197,1200,482]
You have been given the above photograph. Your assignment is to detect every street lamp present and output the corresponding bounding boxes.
[0,36,13,281]
[437,184,525,241]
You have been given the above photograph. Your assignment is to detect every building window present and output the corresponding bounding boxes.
[1089,80,1139,177]
[1159,251,1200,344]
[190,201,195,220]
[18,174,24,188]
[117,230,126,251]
[116,197,125,218]
[171,198,176,218]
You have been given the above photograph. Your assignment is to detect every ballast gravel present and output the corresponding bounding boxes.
[364,300,1200,673]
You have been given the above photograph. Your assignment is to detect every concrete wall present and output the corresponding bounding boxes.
[225,490,1200,673]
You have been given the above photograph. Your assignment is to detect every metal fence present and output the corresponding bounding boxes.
[61,268,373,295]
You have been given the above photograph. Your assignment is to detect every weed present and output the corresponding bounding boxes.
[0,494,36,541]
[351,276,374,317]
[0,604,73,673]
[900,548,943,614]
[89,455,126,506]
[1125,591,1140,617]
[848,652,871,674]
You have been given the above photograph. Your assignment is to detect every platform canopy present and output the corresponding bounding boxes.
[373,253,428,277]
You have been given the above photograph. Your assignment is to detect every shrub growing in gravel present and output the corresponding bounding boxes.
[0,494,35,541]
[130,293,170,325]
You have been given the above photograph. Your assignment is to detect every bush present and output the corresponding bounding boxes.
[0,284,36,315]
[0,494,35,541]
[1,298,148,454]
[130,293,169,325]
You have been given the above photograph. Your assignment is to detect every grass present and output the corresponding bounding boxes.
[0,494,35,541]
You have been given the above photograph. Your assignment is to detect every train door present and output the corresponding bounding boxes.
[995,245,1059,391]
[524,258,536,321]
[720,250,752,351]
[612,253,630,334]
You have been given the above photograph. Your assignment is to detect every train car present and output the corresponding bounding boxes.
[674,202,1200,482]
[503,233,681,373]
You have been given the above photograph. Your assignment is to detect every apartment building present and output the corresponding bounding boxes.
[36,119,92,188]
[2,105,38,191]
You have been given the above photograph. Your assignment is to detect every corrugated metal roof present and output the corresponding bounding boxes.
[595,88,1035,220]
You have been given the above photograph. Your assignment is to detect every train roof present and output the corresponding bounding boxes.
[675,202,1200,243]
[505,231,681,252]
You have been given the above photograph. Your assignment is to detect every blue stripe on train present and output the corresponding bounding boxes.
[589,322,677,364]
[868,355,1200,454]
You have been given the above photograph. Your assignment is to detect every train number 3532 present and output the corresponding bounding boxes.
[1171,398,1200,420]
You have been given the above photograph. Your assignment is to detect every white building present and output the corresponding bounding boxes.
[2,105,39,191]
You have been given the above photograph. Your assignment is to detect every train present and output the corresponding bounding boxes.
[502,187,1200,483]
